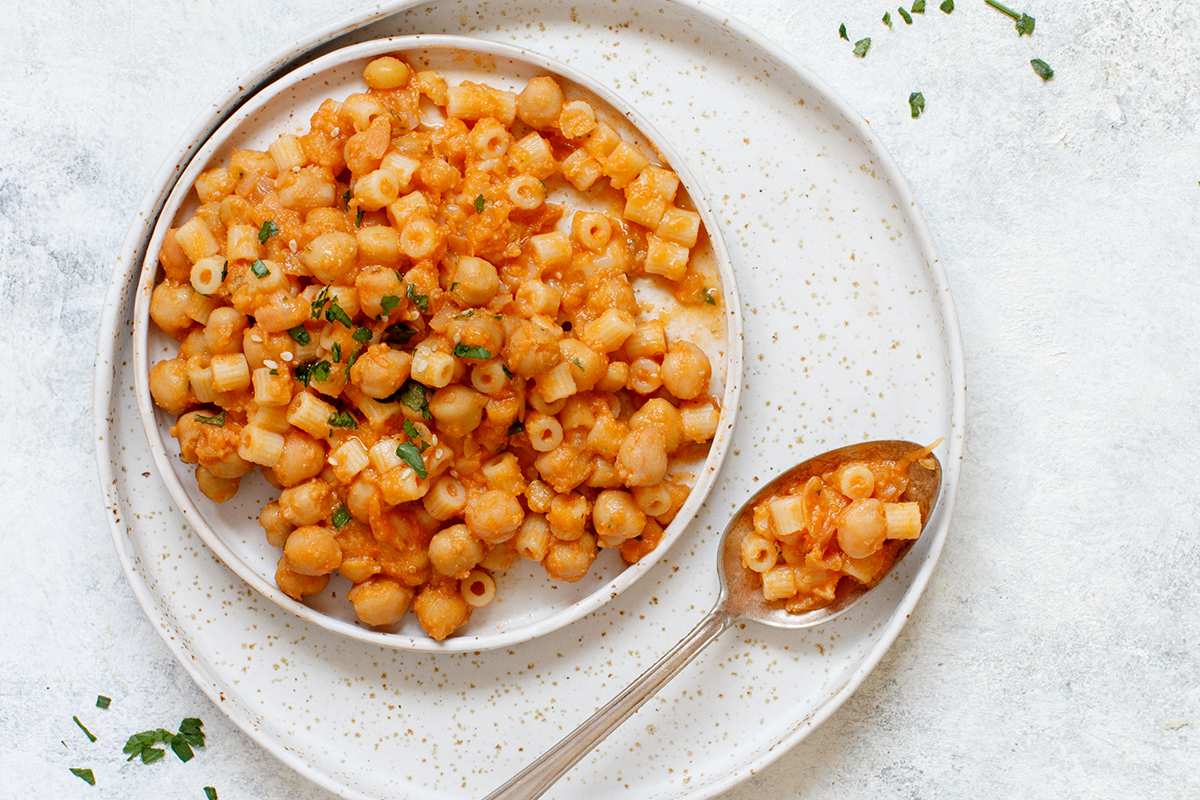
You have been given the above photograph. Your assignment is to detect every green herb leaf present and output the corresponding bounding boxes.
[250,259,270,279]
[507,420,526,436]
[177,718,205,748]
[353,327,372,344]
[258,220,280,244]
[406,283,430,313]
[96,696,111,710]
[911,0,925,13]
[69,768,95,786]
[402,419,421,439]
[269,368,278,376]
[332,506,352,530]
[220,261,228,281]
[702,287,717,305]
[474,194,486,213]
[1030,58,1054,80]
[74,716,97,742]
[985,0,1020,18]
[452,343,491,360]
[453,310,475,320]
[325,301,353,328]
[295,360,331,387]
[909,91,926,118]
[170,736,195,763]
[327,411,358,430]
[205,787,219,800]
[310,286,331,319]
[392,379,431,420]
[356,208,365,227]
[342,189,352,207]
[195,410,226,427]
[839,22,849,40]
[501,364,513,379]
[897,6,912,24]
[394,441,428,479]
[940,0,954,12]
[288,326,311,345]
[331,342,342,363]
[1016,12,1035,35]
[853,37,872,56]
[571,357,584,370]
[883,11,893,26]
[380,295,400,315]
[123,729,171,763]
[450,281,460,291]
[382,323,417,345]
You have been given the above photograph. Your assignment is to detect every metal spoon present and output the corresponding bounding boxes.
[483,440,943,800]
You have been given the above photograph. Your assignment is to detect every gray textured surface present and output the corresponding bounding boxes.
[2,0,1196,797]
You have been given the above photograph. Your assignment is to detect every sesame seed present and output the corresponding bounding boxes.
[434,447,444,458]
[400,467,412,479]
[263,359,279,370]
[289,239,298,253]
[250,334,264,344]
[292,165,301,173]
[331,127,340,138]
[450,469,460,479]
[280,351,294,362]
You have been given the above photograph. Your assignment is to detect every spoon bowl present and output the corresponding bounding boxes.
[486,439,943,800]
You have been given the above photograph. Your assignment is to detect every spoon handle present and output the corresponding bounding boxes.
[483,605,737,800]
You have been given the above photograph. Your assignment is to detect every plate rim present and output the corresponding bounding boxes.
[93,1,966,798]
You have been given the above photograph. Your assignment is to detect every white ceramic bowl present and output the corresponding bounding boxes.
[131,35,743,652]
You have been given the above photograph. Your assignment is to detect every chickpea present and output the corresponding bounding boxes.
[347,577,414,626]
[275,556,330,600]
[283,525,343,576]
[836,498,888,559]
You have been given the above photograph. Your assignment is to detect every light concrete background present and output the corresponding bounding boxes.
[2,0,1196,797]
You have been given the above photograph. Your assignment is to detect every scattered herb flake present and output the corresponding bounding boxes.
[883,11,893,26]
[1016,12,1035,35]
[501,364,513,379]
[205,788,219,800]
[394,380,431,420]
[123,729,171,764]
[325,301,353,328]
[220,261,228,281]
[269,369,278,376]
[853,37,872,56]
[897,6,912,24]
[195,410,226,427]
[177,718,205,748]
[332,506,352,530]
[406,284,430,313]
[327,411,358,430]
[940,0,954,11]
[250,259,270,279]
[331,342,342,363]
[839,22,849,40]
[909,91,926,118]
[985,0,1020,18]
[356,208,365,227]
[353,327,372,344]
[342,189,351,208]
[1030,58,1054,80]
[345,345,364,381]
[402,420,421,439]
[96,696,111,710]
[571,357,585,370]
[74,716,97,742]
[450,281,461,291]
[258,220,280,243]
[310,286,331,319]
[380,295,400,315]
[452,343,491,360]
[382,323,417,345]
[702,287,718,305]
[69,768,95,786]
[474,194,486,213]
[394,441,428,479]
[288,325,311,345]
[912,0,925,12]
[453,310,475,320]
[507,420,526,436]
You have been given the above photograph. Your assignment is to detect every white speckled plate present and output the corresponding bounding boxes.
[130,35,743,653]
[94,1,965,799]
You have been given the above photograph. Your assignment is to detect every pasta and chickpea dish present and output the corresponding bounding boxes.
[146,55,725,640]
[741,442,939,613]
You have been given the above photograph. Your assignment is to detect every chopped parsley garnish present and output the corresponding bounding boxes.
[382,323,417,345]
[985,0,1033,34]
[269,369,278,376]
[702,287,717,305]
[74,716,97,742]
[331,342,342,363]
[474,194,486,213]
[897,7,912,24]
[356,208,365,227]
[839,22,848,40]
[258,220,280,243]
[96,696,111,709]
[450,281,460,291]
[393,379,431,420]
[507,420,526,436]
[204,788,219,800]
[883,11,892,26]
[394,441,428,479]
[310,286,331,319]
[353,327,372,344]
[1030,58,1054,80]
[911,0,925,13]
[909,91,926,118]
[345,345,363,381]
[940,0,953,11]
[342,189,351,208]
[220,261,228,281]
[331,506,352,530]
[380,295,400,315]
[453,310,475,320]
[69,768,95,786]
[195,410,226,427]
[406,283,430,313]
[452,343,491,360]
[571,357,585,370]
[402,419,422,440]
[123,718,204,765]
[294,360,331,387]
[288,325,311,345]
[327,411,358,429]
[501,364,513,379]
[853,37,872,56]
[250,259,270,279]
[325,300,353,328]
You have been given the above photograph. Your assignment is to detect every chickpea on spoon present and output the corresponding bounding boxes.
[485,439,943,800]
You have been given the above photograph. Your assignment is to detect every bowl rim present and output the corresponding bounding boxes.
[128,33,745,653]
